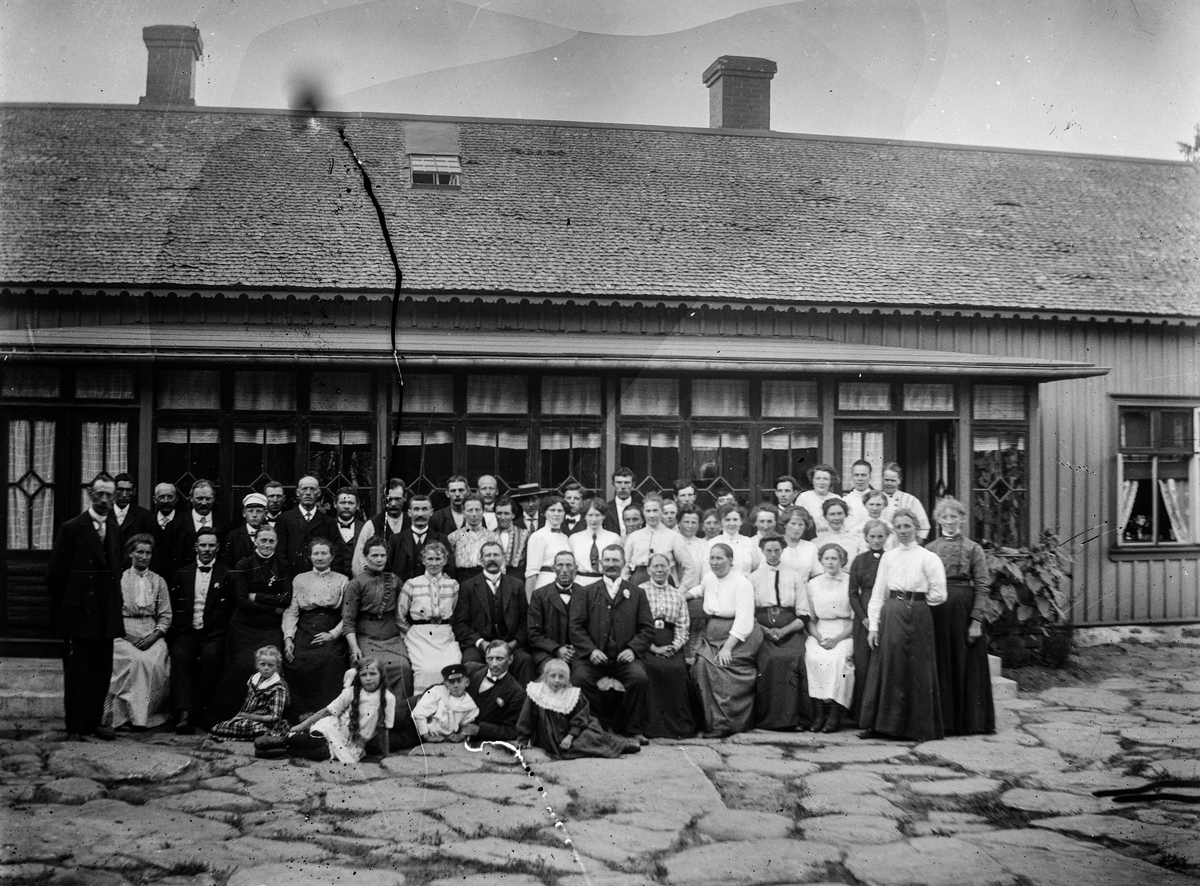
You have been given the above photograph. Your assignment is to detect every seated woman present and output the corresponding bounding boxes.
[815,498,864,563]
[399,541,462,693]
[687,543,763,738]
[104,533,172,729]
[343,536,411,698]
[640,553,700,738]
[805,543,855,733]
[517,658,640,758]
[283,537,349,718]
[210,645,290,740]
[278,657,394,762]
[751,535,812,731]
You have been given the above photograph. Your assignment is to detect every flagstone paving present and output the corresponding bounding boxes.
[1,642,1197,885]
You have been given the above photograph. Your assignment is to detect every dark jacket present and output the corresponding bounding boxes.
[150,511,181,579]
[569,578,654,658]
[165,512,225,578]
[44,510,124,640]
[602,494,642,534]
[467,669,526,742]
[169,561,235,640]
[274,507,338,576]
[221,524,257,570]
[330,517,365,578]
[527,582,581,658]
[428,506,464,537]
[116,504,157,546]
[386,526,453,585]
[452,572,528,652]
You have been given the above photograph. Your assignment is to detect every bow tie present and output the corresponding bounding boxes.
[198,566,212,573]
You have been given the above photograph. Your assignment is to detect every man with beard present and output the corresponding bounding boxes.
[527,551,581,674]
[169,527,235,733]
[222,493,268,568]
[386,494,455,584]
[112,472,156,546]
[331,487,365,577]
[45,476,124,740]
[275,475,336,575]
[463,641,527,741]
[453,540,532,684]
[166,479,223,578]
[351,479,406,576]
[568,545,653,745]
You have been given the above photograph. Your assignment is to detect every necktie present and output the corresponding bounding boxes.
[304,511,312,522]
[198,565,212,573]
[95,519,106,541]
[590,533,600,573]
[159,514,169,528]
[414,533,425,547]
[774,570,781,607]
[200,516,209,528]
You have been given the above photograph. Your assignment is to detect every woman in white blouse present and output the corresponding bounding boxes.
[283,538,349,717]
[805,543,855,733]
[568,498,622,585]
[687,543,763,738]
[857,509,947,741]
[524,497,572,599]
[702,504,762,578]
[779,506,820,581]
[815,498,864,563]
[796,464,842,533]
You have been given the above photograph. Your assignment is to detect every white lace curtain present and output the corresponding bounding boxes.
[157,370,220,410]
[7,420,55,550]
[467,376,527,414]
[79,420,128,511]
[762,381,818,418]
[692,380,749,417]
[542,377,601,416]
[401,375,454,414]
[620,378,679,416]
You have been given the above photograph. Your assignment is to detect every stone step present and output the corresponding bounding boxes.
[988,654,1002,680]
[0,658,65,722]
[992,676,1018,701]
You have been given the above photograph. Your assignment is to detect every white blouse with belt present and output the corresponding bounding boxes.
[866,541,947,632]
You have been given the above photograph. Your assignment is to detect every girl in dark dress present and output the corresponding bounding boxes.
[848,520,888,723]
[926,497,995,735]
[517,658,640,758]
[210,526,292,723]
[282,538,349,718]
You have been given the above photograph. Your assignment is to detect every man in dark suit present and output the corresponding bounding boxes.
[165,479,223,579]
[275,475,337,576]
[222,492,268,568]
[386,494,453,584]
[510,483,543,532]
[561,481,589,536]
[569,544,653,744]
[330,486,365,577]
[168,526,235,733]
[603,467,642,535]
[263,480,286,529]
[463,641,527,742]
[452,541,532,684]
[429,475,469,536]
[112,472,156,547]
[151,482,181,577]
[493,497,529,577]
[527,551,581,674]
[44,476,124,740]
[351,478,406,576]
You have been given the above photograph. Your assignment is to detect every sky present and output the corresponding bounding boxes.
[0,0,1197,160]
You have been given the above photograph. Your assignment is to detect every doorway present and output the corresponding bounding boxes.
[837,419,957,505]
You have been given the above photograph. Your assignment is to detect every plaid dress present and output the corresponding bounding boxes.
[208,672,290,739]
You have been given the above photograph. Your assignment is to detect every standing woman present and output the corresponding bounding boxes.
[701,509,722,540]
[797,465,842,533]
[751,535,812,731]
[858,509,946,741]
[926,497,994,735]
[688,543,763,738]
[640,553,700,738]
[816,499,864,563]
[283,538,349,717]
[702,504,762,578]
[399,541,462,693]
[804,544,855,733]
[343,536,411,698]
[210,525,292,723]
[848,520,889,723]
[104,534,172,729]
[779,506,820,581]
[569,498,621,586]
[525,497,572,600]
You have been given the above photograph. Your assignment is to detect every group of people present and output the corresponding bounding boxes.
[45,460,994,762]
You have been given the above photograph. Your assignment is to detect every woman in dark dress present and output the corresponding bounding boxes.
[640,553,701,738]
[926,497,995,735]
[283,538,349,718]
[210,525,292,723]
[751,535,812,730]
[858,509,946,742]
[847,519,888,723]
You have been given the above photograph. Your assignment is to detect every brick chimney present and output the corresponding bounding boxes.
[702,56,777,130]
[140,25,203,106]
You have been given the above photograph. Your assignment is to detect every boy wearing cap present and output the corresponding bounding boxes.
[405,663,479,745]
[222,492,269,568]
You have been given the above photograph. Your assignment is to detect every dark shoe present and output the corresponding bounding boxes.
[822,704,843,733]
[174,712,194,735]
[810,701,828,733]
[857,729,881,740]
[255,746,288,760]
[66,732,85,742]
[622,739,641,754]
[92,726,116,741]
[632,733,649,746]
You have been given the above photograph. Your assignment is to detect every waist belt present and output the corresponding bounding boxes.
[888,591,926,602]
[539,566,556,573]
[576,570,602,578]
[408,618,442,626]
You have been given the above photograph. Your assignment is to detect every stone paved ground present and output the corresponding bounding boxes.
[2,642,1198,886]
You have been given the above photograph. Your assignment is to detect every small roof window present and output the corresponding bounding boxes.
[410,154,461,188]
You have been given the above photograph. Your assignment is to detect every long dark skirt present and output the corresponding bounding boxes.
[287,607,349,718]
[850,610,872,723]
[859,597,943,741]
[691,617,763,736]
[931,582,995,735]
[643,625,702,738]
[753,610,813,730]
[209,610,284,723]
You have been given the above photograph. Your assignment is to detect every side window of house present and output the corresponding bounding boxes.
[1117,405,1198,547]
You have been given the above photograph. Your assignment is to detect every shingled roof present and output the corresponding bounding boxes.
[1,104,1197,317]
